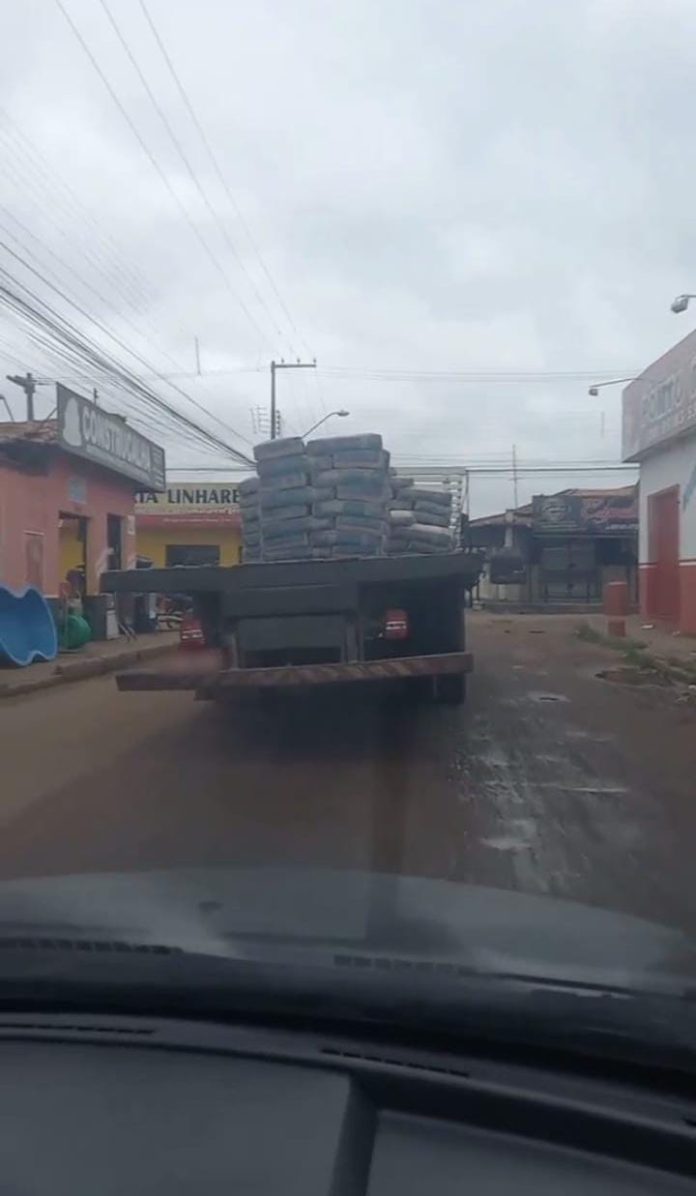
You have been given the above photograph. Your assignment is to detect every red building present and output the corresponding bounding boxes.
[623,330,696,633]
[0,386,164,630]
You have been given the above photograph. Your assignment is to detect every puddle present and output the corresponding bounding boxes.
[529,691,570,704]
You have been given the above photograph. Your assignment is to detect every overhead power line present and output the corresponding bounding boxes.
[96,0,293,355]
[52,0,270,351]
[0,235,253,449]
[319,367,639,382]
[0,262,254,466]
[138,0,311,358]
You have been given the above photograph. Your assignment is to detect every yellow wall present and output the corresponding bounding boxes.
[58,517,85,580]
[136,525,242,567]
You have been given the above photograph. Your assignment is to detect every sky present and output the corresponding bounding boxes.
[0,0,694,514]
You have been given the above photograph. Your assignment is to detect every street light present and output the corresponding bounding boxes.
[587,376,637,396]
[302,409,350,438]
[671,293,696,314]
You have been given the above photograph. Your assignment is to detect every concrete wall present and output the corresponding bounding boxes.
[638,432,696,632]
[0,449,137,596]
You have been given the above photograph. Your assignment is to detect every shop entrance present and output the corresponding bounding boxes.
[58,513,87,594]
[648,487,680,621]
[107,514,123,571]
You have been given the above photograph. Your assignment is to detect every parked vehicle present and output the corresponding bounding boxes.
[101,551,480,704]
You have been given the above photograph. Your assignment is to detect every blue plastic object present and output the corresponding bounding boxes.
[0,585,58,667]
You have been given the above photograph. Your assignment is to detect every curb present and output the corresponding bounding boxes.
[0,639,177,700]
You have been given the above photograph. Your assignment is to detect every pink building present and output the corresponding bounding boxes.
[0,387,165,622]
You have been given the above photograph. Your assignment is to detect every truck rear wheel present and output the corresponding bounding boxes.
[432,673,467,705]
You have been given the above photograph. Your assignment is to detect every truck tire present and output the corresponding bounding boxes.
[432,673,467,705]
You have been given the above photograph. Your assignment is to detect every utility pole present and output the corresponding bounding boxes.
[194,336,201,376]
[7,372,38,421]
[512,444,519,508]
[270,359,316,439]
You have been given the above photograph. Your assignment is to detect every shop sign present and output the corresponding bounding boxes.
[532,490,637,534]
[623,328,696,460]
[136,482,239,512]
[135,480,241,523]
[57,385,166,489]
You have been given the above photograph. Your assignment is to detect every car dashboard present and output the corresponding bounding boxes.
[1,1013,694,1194]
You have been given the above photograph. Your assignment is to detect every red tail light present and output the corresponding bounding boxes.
[179,614,205,649]
[384,608,409,640]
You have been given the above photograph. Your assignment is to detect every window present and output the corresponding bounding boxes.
[165,544,220,567]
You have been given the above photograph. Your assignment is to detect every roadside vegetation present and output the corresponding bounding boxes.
[575,623,696,692]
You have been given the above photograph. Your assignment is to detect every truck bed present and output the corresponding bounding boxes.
[101,551,481,598]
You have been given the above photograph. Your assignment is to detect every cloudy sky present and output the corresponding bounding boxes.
[0,0,694,513]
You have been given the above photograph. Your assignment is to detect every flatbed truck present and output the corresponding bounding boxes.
[101,551,480,704]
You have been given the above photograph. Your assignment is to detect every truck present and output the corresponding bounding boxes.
[101,551,480,705]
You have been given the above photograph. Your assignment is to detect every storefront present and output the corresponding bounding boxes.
[135,481,242,566]
[0,385,165,631]
[623,329,696,633]
[467,486,638,607]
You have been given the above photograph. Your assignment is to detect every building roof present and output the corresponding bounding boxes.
[0,419,57,446]
[468,485,637,528]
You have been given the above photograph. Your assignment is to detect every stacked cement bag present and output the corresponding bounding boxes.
[253,436,317,561]
[239,476,262,563]
[306,433,390,558]
[388,478,454,554]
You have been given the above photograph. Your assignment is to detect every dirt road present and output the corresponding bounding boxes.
[1,613,695,931]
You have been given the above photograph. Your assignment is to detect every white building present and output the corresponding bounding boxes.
[623,329,696,633]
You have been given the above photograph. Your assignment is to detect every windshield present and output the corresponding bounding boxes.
[1,0,695,1069]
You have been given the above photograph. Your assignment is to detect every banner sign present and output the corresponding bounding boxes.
[623,328,696,460]
[532,490,637,535]
[57,385,166,489]
[135,481,241,526]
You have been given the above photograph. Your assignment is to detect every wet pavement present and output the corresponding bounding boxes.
[1,613,695,932]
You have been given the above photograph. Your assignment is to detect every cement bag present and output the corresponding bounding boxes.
[254,436,305,462]
[389,510,415,526]
[408,523,454,546]
[260,486,314,513]
[413,506,451,528]
[310,529,385,548]
[409,487,451,508]
[306,433,382,456]
[262,515,330,539]
[239,476,260,497]
[314,498,386,519]
[312,467,386,488]
[321,544,382,559]
[306,454,333,475]
[263,544,314,561]
[259,469,309,493]
[260,530,309,550]
[334,514,388,533]
[329,448,389,469]
[257,453,308,480]
[336,478,390,501]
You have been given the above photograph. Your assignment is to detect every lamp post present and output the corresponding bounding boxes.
[587,377,637,397]
[670,294,696,314]
[302,410,350,438]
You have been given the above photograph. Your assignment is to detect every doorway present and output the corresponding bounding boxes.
[648,487,680,621]
[107,514,123,571]
[58,513,87,593]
